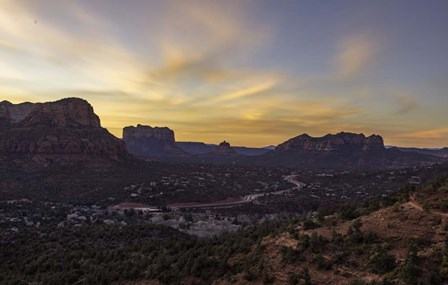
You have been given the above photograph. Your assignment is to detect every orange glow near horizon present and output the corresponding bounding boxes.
[0,1,447,148]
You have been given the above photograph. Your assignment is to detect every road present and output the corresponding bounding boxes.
[167,174,306,209]
[242,175,306,202]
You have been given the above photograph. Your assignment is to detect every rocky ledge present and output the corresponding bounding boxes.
[123,124,175,143]
[210,141,238,155]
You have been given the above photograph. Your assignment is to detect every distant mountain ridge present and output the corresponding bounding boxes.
[276,132,384,152]
[176,142,271,156]
[248,132,444,169]
[394,147,448,158]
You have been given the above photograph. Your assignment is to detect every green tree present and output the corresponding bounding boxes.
[289,273,299,285]
[400,244,421,285]
[301,268,312,285]
[439,236,448,280]
[347,219,363,243]
[309,232,326,254]
[368,245,396,274]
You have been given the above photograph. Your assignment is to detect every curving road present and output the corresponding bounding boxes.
[168,174,306,209]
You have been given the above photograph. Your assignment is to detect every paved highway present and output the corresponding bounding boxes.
[168,174,306,209]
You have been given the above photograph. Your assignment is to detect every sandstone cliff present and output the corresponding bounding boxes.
[0,98,127,165]
[122,124,184,158]
[248,132,443,169]
[276,132,385,152]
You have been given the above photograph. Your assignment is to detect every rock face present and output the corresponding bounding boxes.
[210,141,238,155]
[250,132,443,169]
[123,124,175,142]
[276,132,385,152]
[0,98,127,164]
[122,124,184,158]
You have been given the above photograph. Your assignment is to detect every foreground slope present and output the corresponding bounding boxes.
[213,175,448,285]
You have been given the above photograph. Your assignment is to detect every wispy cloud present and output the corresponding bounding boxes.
[0,1,445,147]
[335,35,378,80]
[395,94,418,114]
[399,128,448,139]
[215,81,276,102]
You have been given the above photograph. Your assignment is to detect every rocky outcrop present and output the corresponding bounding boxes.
[210,141,238,155]
[363,135,384,151]
[0,101,35,124]
[123,124,175,142]
[276,132,385,152]
[122,124,184,158]
[248,132,443,169]
[0,98,127,164]
[0,99,100,127]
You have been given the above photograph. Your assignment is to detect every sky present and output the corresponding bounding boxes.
[0,0,447,147]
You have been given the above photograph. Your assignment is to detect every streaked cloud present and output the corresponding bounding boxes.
[399,128,448,139]
[335,35,378,79]
[395,94,418,114]
[215,81,276,102]
[0,1,446,147]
